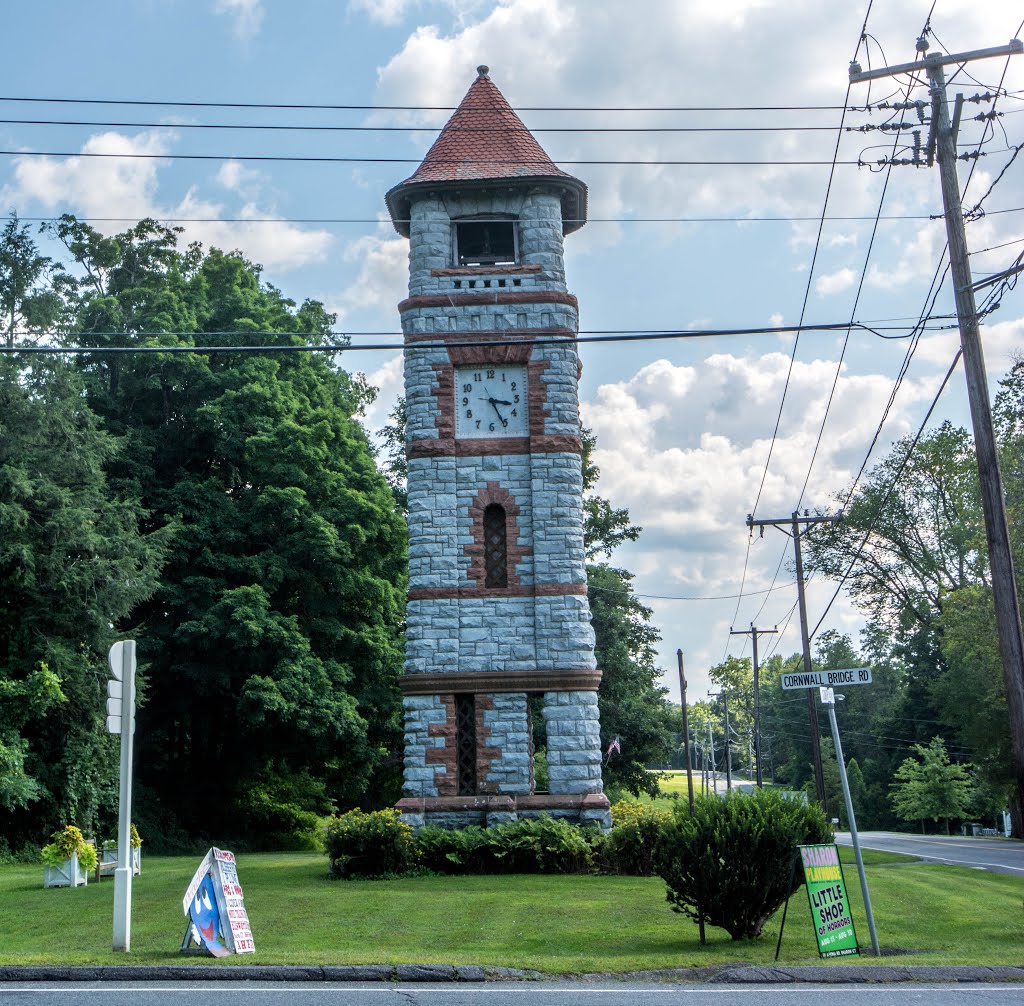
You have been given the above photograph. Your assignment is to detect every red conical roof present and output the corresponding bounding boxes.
[385,67,587,237]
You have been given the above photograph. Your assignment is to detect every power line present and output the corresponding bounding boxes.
[17,211,1024,226]
[0,116,860,135]
[0,319,956,356]
[0,148,873,167]
[0,95,872,112]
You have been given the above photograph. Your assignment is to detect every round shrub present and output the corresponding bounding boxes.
[601,800,672,875]
[654,788,832,940]
[323,808,415,878]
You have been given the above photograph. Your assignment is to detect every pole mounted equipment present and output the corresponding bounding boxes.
[850,33,1024,840]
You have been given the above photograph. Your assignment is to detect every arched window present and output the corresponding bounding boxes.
[483,504,508,588]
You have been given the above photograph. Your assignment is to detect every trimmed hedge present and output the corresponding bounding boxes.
[653,788,832,940]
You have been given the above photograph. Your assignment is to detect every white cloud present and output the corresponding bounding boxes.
[580,351,942,662]
[3,132,333,273]
[333,231,410,316]
[214,0,264,41]
[815,267,856,297]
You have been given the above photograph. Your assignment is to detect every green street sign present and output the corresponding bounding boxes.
[798,844,860,958]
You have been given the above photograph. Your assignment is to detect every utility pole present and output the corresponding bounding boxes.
[747,511,841,806]
[707,719,717,794]
[730,623,779,787]
[850,36,1024,837]
[708,691,733,790]
[676,650,696,810]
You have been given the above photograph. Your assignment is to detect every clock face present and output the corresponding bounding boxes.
[454,365,528,438]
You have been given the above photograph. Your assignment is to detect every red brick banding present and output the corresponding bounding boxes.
[448,343,532,365]
[394,792,610,814]
[408,582,588,601]
[404,326,575,345]
[474,695,501,795]
[407,434,581,459]
[400,669,603,695]
[424,694,457,796]
[399,290,578,312]
[464,483,531,589]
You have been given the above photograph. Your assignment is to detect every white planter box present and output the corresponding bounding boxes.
[100,846,141,876]
[43,853,88,888]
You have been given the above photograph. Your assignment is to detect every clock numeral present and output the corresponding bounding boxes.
[486,369,495,379]
[510,381,517,391]
[514,395,520,404]
[488,422,495,432]
[475,420,481,429]
[473,372,482,382]
[462,397,469,406]
[501,418,508,428]
[511,408,517,417]
[462,383,472,393]
[465,409,473,419]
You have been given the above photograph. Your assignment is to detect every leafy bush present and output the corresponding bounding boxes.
[601,800,671,876]
[486,816,599,874]
[414,825,496,874]
[654,788,832,940]
[41,825,97,872]
[323,809,415,878]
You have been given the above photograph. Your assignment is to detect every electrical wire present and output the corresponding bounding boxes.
[0,148,871,167]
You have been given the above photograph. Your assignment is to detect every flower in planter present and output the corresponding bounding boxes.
[41,826,97,872]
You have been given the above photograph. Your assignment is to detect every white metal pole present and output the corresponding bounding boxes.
[113,640,135,952]
[823,691,879,956]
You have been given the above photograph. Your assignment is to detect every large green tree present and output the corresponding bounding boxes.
[50,216,407,844]
[0,352,165,844]
[890,737,975,834]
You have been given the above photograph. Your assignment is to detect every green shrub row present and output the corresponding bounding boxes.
[323,789,832,941]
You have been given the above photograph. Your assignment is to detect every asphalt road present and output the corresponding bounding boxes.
[1,983,1023,1006]
[835,830,1024,876]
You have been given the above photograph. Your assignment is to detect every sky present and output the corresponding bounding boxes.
[2,0,1023,703]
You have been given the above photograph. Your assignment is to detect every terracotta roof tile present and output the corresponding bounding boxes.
[385,67,587,237]
[402,68,570,185]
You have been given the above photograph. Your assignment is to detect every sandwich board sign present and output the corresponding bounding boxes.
[798,844,859,958]
[181,848,255,956]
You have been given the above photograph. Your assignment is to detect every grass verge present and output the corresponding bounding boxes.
[0,851,1017,971]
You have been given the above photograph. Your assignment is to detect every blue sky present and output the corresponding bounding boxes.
[3,0,1023,700]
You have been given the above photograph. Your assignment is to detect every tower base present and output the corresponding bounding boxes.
[396,793,612,831]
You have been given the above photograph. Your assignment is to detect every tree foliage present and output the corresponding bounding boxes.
[0,216,408,847]
[890,737,975,833]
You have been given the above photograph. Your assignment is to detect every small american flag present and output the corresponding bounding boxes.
[606,737,621,758]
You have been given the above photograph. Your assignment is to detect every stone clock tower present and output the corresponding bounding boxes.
[388,66,610,830]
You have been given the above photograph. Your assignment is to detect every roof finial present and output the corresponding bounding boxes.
[477,65,490,77]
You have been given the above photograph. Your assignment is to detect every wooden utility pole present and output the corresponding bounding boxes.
[676,649,696,810]
[850,35,1024,838]
[747,511,842,806]
[730,624,779,787]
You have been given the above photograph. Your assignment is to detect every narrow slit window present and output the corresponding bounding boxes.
[483,504,509,588]
[453,220,518,267]
[455,694,477,796]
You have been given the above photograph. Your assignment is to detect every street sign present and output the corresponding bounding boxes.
[781,667,872,690]
[106,640,137,952]
[106,642,136,735]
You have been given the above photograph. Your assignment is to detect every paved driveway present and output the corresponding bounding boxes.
[836,830,1024,876]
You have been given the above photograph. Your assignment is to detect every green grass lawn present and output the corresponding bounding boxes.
[1,849,1019,971]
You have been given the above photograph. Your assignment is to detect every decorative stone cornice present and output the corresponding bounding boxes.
[407,434,581,459]
[398,290,579,312]
[408,583,588,601]
[399,668,602,695]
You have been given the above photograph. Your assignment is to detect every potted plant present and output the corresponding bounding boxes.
[42,826,97,888]
[100,823,142,877]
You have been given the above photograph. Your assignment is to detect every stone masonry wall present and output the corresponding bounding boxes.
[402,694,449,798]
[543,689,604,795]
